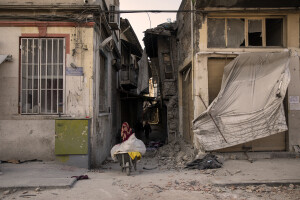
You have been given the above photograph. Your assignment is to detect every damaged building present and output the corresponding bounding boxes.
[0,0,146,168]
[144,22,179,143]
[175,0,300,153]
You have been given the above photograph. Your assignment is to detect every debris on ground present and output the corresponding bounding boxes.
[156,139,195,170]
[71,175,89,180]
[147,141,165,149]
[19,194,37,198]
[112,177,300,200]
[1,159,42,164]
[185,154,223,170]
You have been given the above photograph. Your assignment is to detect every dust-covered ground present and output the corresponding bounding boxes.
[1,141,300,200]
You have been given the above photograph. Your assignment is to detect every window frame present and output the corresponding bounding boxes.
[99,50,109,113]
[161,52,174,80]
[207,16,285,48]
[20,37,66,115]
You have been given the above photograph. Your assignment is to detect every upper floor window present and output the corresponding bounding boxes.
[99,52,108,113]
[207,17,284,48]
[162,53,173,79]
[21,38,65,114]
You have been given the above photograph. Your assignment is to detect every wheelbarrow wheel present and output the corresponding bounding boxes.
[126,162,130,176]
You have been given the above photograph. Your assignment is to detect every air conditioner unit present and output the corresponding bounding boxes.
[109,5,120,30]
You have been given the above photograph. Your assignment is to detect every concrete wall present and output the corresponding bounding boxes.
[91,27,121,167]
[0,25,95,161]
[158,36,179,141]
[0,120,55,160]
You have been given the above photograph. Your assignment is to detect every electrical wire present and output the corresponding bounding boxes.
[146,12,151,28]
[101,10,198,14]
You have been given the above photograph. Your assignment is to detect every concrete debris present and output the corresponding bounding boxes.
[293,145,300,153]
[3,190,10,195]
[35,187,41,192]
[157,139,195,169]
[289,184,295,189]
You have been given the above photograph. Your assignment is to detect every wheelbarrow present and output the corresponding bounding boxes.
[115,152,137,176]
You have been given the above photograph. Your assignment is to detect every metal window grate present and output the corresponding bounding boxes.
[21,38,65,114]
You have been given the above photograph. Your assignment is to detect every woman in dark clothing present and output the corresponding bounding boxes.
[134,120,144,140]
[143,121,151,143]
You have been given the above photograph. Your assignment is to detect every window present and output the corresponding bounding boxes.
[248,20,262,46]
[162,53,173,79]
[227,18,245,48]
[99,52,108,113]
[207,17,284,48]
[207,18,226,48]
[21,38,65,114]
[266,18,283,46]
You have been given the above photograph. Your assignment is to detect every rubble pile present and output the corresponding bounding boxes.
[157,139,195,170]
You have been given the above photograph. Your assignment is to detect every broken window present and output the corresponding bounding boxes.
[21,38,64,114]
[99,53,108,113]
[162,53,173,79]
[266,18,283,46]
[207,18,226,48]
[227,19,245,48]
[248,20,262,46]
[207,17,284,48]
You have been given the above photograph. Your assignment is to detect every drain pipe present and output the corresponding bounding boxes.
[191,0,194,101]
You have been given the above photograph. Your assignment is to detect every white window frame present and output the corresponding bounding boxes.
[20,38,65,115]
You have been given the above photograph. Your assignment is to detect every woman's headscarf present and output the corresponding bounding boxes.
[121,122,133,142]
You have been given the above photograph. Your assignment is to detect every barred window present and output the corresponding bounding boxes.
[21,38,65,114]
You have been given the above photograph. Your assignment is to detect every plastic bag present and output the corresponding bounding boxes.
[111,134,146,161]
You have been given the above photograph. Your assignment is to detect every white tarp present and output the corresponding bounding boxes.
[110,134,146,161]
[0,55,8,65]
[137,49,149,94]
[193,52,290,151]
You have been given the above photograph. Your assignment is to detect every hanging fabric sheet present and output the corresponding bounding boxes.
[193,52,290,151]
[137,49,149,94]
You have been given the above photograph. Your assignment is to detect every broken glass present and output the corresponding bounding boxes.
[227,19,245,48]
[248,20,262,46]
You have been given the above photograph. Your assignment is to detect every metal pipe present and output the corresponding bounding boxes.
[197,94,228,143]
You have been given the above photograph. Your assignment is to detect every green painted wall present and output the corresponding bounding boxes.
[55,119,89,155]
